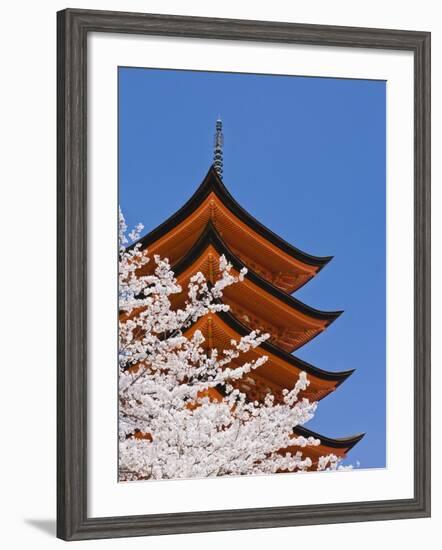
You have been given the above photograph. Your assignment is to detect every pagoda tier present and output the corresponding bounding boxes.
[132,165,331,293]
[183,311,354,404]
[287,426,364,469]
[168,222,341,353]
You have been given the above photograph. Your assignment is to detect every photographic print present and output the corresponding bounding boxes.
[119,67,385,481]
[57,10,430,539]
[118,67,386,482]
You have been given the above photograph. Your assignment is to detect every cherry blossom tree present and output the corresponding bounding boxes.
[118,210,344,481]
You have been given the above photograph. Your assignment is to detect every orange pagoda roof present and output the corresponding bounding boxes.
[288,426,364,468]
[125,145,363,466]
[132,165,332,293]
[183,311,354,404]
[168,222,341,353]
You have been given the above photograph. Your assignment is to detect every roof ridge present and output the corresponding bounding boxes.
[129,165,333,270]
[294,426,365,450]
[183,309,354,385]
[173,221,343,324]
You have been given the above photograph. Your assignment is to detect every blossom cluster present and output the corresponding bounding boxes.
[118,210,346,480]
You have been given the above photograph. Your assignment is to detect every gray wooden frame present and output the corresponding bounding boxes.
[57,8,431,541]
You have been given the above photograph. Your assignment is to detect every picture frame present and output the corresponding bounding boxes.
[57,8,431,541]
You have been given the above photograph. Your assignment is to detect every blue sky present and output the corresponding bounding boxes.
[119,67,386,469]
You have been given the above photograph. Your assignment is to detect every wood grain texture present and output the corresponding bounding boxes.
[56,8,431,541]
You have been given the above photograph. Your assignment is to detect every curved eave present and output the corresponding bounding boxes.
[185,309,354,387]
[173,221,343,325]
[131,165,333,271]
[294,426,365,451]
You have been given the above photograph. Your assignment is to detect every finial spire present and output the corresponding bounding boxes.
[213,117,224,177]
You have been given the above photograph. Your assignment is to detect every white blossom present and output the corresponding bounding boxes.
[118,211,345,481]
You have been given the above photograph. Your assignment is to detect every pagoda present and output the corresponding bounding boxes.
[133,119,363,468]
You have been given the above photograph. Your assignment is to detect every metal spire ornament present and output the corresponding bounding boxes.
[213,117,224,177]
